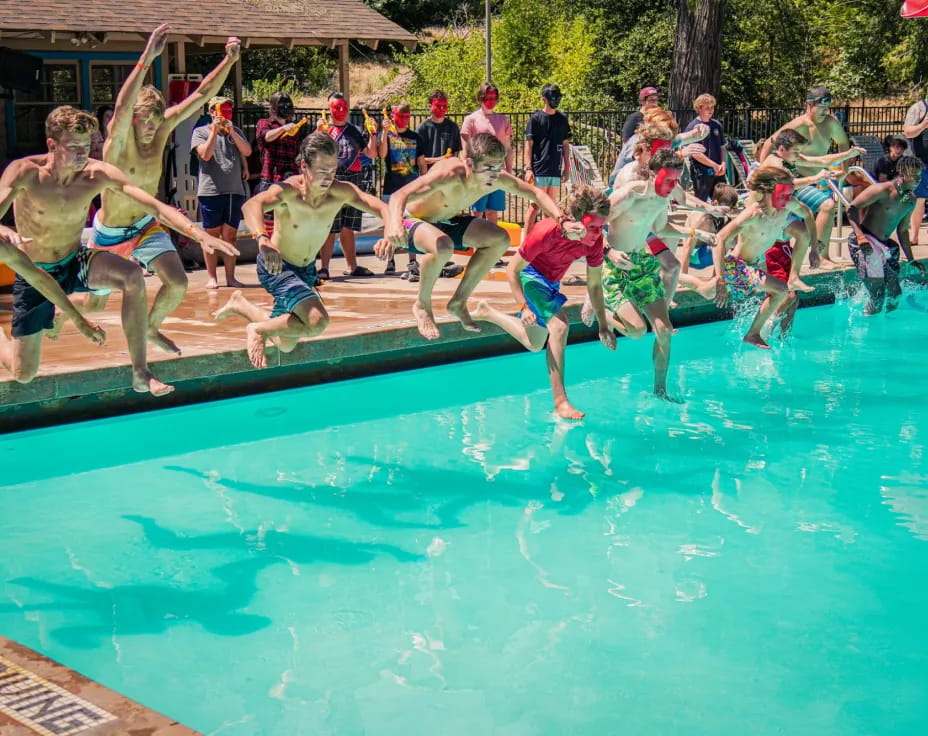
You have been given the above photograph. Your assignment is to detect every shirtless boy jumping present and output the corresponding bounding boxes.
[846,155,926,314]
[215,133,390,368]
[0,107,230,394]
[713,167,814,348]
[384,132,583,340]
[73,24,241,354]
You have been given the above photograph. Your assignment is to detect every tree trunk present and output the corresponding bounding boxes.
[668,0,727,115]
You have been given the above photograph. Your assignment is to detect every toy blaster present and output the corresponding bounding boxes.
[362,109,378,135]
[210,104,233,133]
[442,148,453,158]
[381,108,398,135]
[320,109,330,132]
[283,118,308,138]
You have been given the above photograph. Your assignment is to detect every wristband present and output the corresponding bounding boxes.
[137,62,150,72]
[185,223,198,238]
[518,302,527,313]
[688,227,696,238]
[252,231,269,240]
[556,214,572,227]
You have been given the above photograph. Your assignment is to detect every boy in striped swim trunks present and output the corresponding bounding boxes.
[846,155,926,314]
[599,149,717,401]
[214,133,390,369]
[472,186,615,419]
[713,167,814,348]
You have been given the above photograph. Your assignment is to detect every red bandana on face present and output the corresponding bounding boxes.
[482,93,498,111]
[579,214,607,246]
[654,168,681,198]
[772,183,794,211]
[393,111,411,129]
[330,100,348,124]
[430,99,448,118]
[219,104,233,121]
[650,138,671,156]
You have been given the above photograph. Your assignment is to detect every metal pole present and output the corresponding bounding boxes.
[485,0,491,82]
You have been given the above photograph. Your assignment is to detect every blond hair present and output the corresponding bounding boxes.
[633,122,674,156]
[133,85,166,117]
[563,185,610,220]
[45,106,98,141]
[642,107,679,135]
[693,93,717,112]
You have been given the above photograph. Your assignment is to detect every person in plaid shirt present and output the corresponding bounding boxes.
[255,92,305,193]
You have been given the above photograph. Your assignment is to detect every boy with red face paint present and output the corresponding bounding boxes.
[712,166,813,348]
[58,24,241,353]
[383,133,585,340]
[379,101,426,277]
[472,186,615,420]
[317,92,378,279]
[524,84,572,237]
[599,149,715,401]
[462,82,514,224]
[416,90,462,171]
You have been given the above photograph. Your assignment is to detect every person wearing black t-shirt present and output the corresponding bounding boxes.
[416,90,462,172]
[874,136,907,182]
[318,92,377,278]
[523,83,572,236]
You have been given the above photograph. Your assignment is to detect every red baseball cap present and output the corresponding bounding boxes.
[639,86,659,101]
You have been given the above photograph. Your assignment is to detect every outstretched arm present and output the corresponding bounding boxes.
[496,172,580,234]
[107,24,170,145]
[341,182,392,260]
[98,163,239,257]
[164,38,241,130]
[241,184,288,273]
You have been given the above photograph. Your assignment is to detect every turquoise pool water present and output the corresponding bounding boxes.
[2,293,928,735]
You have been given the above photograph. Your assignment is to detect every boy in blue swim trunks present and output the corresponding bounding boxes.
[472,186,614,419]
[383,132,584,341]
[846,155,926,314]
[214,133,390,369]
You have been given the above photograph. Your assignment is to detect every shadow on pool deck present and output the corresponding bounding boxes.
[0,240,926,433]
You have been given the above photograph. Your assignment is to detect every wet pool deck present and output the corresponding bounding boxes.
[1,233,926,433]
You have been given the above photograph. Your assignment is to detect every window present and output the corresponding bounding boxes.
[91,63,148,109]
[14,62,80,155]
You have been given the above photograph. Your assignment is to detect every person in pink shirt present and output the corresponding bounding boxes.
[461,82,514,223]
[473,186,615,419]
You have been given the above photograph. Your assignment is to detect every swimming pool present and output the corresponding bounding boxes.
[2,292,927,735]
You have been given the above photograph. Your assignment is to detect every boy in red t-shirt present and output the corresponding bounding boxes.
[473,186,615,419]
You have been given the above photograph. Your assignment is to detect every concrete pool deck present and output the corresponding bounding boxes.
[0,234,926,433]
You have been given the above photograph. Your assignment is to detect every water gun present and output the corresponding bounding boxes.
[319,109,330,132]
[283,117,308,138]
[210,104,232,134]
[442,148,453,158]
[362,109,378,135]
[381,108,398,135]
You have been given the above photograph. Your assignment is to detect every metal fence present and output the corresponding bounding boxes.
[233,104,908,225]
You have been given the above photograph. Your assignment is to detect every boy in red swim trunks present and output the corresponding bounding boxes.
[472,186,615,420]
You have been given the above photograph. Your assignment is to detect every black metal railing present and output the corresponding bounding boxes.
[233,104,908,224]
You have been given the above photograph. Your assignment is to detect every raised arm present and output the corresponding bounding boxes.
[107,24,170,145]
[98,162,239,257]
[798,146,863,167]
[164,38,241,129]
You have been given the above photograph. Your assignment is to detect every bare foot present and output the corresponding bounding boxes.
[580,297,595,327]
[246,323,269,368]
[555,399,585,420]
[206,278,219,290]
[818,258,839,271]
[148,329,181,355]
[788,276,815,293]
[447,299,481,332]
[655,389,684,404]
[46,310,66,341]
[413,302,440,340]
[743,333,771,349]
[212,290,248,322]
[226,277,247,288]
[472,300,492,321]
[132,369,174,397]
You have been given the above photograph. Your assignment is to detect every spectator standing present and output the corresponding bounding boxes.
[416,90,462,171]
[901,95,928,246]
[461,82,514,224]
[685,94,727,201]
[621,86,660,141]
[523,83,572,237]
[380,102,426,278]
[319,92,378,278]
[255,92,304,194]
[191,95,252,289]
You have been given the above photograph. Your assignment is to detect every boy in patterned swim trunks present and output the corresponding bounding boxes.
[600,148,716,400]
[846,155,926,314]
[713,166,814,348]
[214,133,389,369]
[384,132,584,341]
[472,186,615,420]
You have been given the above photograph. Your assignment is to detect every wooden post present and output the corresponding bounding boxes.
[338,41,350,105]
[174,40,186,74]
[233,57,243,108]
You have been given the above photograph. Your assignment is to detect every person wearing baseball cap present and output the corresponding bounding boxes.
[622,86,661,141]
[759,85,862,269]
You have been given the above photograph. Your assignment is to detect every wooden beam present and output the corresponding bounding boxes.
[287,38,296,50]
[197,35,206,48]
[338,41,349,106]
[244,37,252,49]
[174,40,186,75]
[49,30,55,44]
[233,58,243,109]
[358,39,379,51]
